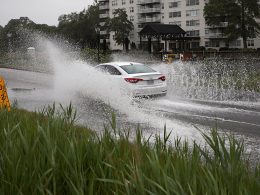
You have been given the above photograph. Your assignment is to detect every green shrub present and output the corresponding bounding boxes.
[0,106,259,194]
[81,48,112,64]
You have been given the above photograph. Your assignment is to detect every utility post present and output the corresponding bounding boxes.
[95,25,101,64]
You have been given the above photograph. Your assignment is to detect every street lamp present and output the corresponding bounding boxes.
[95,24,101,64]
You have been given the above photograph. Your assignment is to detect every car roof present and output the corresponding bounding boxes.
[99,62,144,67]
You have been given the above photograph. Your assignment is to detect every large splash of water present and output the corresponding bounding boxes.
[153,60,260,101]
[19,33,257,143]
[31,38,202,141]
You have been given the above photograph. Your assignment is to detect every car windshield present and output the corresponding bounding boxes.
[120,64,156,74]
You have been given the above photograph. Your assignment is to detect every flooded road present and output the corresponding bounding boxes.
[0,39,259,162]
[1,68,259,142]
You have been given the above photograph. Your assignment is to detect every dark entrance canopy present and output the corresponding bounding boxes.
[139,23,200,53]
[139,23,186,38]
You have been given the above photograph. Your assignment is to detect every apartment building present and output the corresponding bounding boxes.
[98,0,260,50]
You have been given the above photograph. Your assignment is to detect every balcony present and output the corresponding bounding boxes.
[99,4,109,10]
[100,22,106,26]
[138,16,161,23]
[138,7,161,14]
[100,30,108,35]
[100,38,110,43]
[205,33,225,39]
[137,0,161,5]
[208,22,228,29]
[137,27,143,32]
[100,13,109,18]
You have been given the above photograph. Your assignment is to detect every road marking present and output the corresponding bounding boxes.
[0,76,11,111]
[153,108,260,128]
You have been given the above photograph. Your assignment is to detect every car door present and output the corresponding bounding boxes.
[105,65,126,89]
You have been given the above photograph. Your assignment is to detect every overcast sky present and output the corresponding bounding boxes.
[0,0,95,27]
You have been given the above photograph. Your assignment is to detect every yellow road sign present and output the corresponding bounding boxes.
[0,76,11,111]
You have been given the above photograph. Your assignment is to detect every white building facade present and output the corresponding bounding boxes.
[98,0,260,50]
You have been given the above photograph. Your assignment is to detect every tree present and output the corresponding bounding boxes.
[204,0,260,48]
[1,17,36,52]
[0,17,57,52]
[57,3,99,48]
[0,25,4,52]
[79,4,100,48]
[105,9,134,47]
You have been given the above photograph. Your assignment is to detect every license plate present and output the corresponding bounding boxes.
[147,80,154,85]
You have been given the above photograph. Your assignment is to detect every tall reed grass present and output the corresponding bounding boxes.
[0,105,259,194]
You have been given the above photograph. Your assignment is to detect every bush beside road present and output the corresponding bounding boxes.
[0,105,259,194]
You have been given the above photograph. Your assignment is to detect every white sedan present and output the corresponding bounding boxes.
[96,62,167,97]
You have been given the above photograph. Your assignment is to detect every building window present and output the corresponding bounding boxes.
[112,0,118,6]
[169,21,181,27]
[122,0,126,5]
[191,42,200,48]
[247,40,254,47]
[169,42,177,49]
[210,40,220,47]
[130,7,134,13]
[248,26,256,38]
[230,40,241,47]
[169,11,181,18]
[206,40,220,47]
[130,16,134,21]
[130,0,134,4]
[186,20,200,26]
[186,10,199,17]
[186,30,200,37]
[169,1,181,8]
[186,0,199,6]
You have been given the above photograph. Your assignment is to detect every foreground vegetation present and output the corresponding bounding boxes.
[0,106,259,194]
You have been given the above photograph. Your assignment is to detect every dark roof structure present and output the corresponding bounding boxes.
[138,23,200,53]
[139,23,186,38]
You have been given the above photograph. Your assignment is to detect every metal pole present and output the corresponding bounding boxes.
[95,24,101,63]
[164,38,167,51]
[140,35,142,50]
[97,34,100,64]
